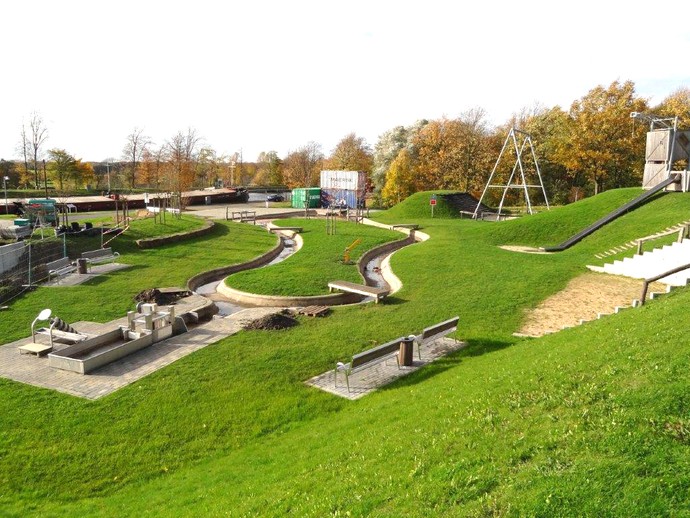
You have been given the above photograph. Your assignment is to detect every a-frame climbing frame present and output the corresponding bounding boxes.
[473,128,549,219]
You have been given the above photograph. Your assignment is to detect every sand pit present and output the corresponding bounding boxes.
[518,272,665,337]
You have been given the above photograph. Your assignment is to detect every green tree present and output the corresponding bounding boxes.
[196,147,219,188]
[564,80,648,194]
[0,159,18,189]
[521,106,577,204]
[326,133,373,172]
[47,149,77,190]
[372,121,427,203]
[257,151,283,185]
[382,148,415,205]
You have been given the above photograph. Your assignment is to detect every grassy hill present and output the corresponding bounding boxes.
[2,190,690,516]
[226,219,400,296]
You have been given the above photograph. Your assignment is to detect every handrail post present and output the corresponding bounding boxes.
[636,240,643,255]
[640,281,649,306]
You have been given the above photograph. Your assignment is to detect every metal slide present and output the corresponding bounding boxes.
[543,175,680,252]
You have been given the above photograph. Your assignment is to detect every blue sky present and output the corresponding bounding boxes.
[1,0,688,162]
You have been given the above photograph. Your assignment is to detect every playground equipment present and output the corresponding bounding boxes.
[342,239,362,264]
[47,303,180,374]
[20,309,88,356]
[631,112,690,191]
[20,199,58,226]
[544,113,690,252]
[474,128,549,219]
[543,174,681,252]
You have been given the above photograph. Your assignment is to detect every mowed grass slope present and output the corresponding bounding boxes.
[225,218,400,296]
[2,191,690,516]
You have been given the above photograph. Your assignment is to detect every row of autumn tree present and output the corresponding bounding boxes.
[376,81,690,206]
[3,121,373,197]
[4,81,689,206]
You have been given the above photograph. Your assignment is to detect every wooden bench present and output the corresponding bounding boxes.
[82,247,120,271]
[229,210,256,224]
[391,223,419,230]
[266,222,303,234]
[335,337,405,392]
[328,280,390,303]
[414,316,459,359]
[46,257,77,281]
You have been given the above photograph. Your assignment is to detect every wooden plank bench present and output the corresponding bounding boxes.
[335,337,405,392]
[46,257,77,281]
[391,223,419,230]
[414,316,459,359]
[328,280,390,303]
[266,222,303,234]
[82,247,120,271]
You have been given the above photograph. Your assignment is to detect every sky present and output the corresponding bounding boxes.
[1,0,689,163]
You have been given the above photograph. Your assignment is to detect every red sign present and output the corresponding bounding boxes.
[430,199,437,206]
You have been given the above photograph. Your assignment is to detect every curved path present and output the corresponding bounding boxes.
[201,218,428,309]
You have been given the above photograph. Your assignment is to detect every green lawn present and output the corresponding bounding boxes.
[1,215,276,343]
[1,191,690,516]
[225,218,400,295]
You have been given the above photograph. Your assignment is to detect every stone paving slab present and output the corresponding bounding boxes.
[305,337,466,400]
[44,263,131,287]
[0,306,280,400]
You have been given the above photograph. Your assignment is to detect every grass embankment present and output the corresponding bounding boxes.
[225,218,400,296]
[2,190,690,516]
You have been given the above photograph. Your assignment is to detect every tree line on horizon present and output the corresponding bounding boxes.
[2,80,688,207]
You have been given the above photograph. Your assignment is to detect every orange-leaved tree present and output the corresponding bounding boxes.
[564,80,648,194]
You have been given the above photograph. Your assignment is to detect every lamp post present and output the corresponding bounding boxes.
[3,176,8,215]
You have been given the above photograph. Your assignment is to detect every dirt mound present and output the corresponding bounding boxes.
[243,311,298,331]
[135,288,192,306]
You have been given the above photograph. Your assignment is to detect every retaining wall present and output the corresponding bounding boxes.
[136,219,215,249]
[187,234,284,292]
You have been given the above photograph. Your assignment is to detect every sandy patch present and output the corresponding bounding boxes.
[500,245,551,254]
[517,272,665,337]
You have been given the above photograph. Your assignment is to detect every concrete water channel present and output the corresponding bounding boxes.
[195,235,300,315]
[195,221,415,313]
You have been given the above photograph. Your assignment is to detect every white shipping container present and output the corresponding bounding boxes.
[320,170,367,192]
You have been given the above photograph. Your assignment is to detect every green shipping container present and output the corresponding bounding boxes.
[291,188,321,208]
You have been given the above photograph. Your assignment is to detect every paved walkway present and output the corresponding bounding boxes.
[0,306,279,399]
[44,263,130,287]
[305,337,466,400]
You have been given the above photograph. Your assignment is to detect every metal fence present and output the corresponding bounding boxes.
[0,236,67,306]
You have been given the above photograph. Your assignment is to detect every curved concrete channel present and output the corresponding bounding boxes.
[195,221,427,315]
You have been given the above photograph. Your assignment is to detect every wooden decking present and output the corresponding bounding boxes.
[298,305,330,317]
